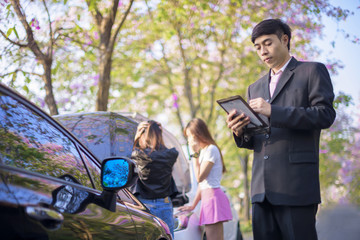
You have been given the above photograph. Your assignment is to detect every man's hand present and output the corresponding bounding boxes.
[226,110,251,136]
[249,98,271,117]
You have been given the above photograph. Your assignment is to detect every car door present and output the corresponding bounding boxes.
[78,146,172,240]
[0,172,23,239]
[0,86,139,239]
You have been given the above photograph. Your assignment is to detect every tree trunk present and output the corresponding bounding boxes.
[91,0,134,111]
[96,50,112,111]
[10,0,58,115]
[42,60,58,115]
[240,153,251,221]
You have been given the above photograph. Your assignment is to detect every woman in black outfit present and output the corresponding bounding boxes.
[131,120,179,237]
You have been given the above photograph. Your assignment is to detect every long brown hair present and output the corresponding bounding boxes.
[184,118,226,172]
[133,120,164,152]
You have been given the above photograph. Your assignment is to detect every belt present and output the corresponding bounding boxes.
[138,196,170,203]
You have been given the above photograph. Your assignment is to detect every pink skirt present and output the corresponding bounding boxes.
[199,188,233,225]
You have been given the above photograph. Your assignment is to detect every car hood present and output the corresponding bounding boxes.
[54,112,137,160]
[54,111,191,194]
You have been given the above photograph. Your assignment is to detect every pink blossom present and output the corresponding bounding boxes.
[70,83,82,90]
[30,18,40,30]
[93,75,99,86]
[37,97,45,108]
[172,93,178,109]
[94,32,99,40]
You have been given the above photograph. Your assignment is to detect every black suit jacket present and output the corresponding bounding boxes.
[235,57,336,206]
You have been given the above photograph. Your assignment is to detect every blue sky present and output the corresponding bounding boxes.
[314,0,360,117]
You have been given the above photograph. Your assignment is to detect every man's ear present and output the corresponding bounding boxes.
[282,34,289,46]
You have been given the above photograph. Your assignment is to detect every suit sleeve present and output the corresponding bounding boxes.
[233,88,255,149]
[271,62,336,130]
[233,133,254,149]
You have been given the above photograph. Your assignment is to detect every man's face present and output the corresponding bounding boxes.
[253,34,290,72]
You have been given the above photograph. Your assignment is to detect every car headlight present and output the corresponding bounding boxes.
[174,210,193,231]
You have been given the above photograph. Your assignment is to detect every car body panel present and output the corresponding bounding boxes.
[0,84,171,240]
[1,165,139,239]
[52,110,241,240]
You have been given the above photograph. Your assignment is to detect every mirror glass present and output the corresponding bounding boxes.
[102,159,129,188]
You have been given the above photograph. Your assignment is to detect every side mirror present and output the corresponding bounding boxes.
[98,157,137,212]
[101,157,137,191]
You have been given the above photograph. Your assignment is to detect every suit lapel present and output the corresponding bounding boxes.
[270,57,297,103]
[262,72,271,102]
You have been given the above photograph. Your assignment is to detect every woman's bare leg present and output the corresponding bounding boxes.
[205,222,224,240]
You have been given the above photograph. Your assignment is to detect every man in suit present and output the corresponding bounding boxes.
[226,19,336,240]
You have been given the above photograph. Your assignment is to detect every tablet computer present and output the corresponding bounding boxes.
[217,95,269,135]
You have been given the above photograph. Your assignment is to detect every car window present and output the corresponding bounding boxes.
[78,148,102,190]
[0,92,92,188]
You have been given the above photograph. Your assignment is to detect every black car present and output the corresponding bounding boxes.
[54,112,243,240]
[0,83,172,240]
[53,112,191,208]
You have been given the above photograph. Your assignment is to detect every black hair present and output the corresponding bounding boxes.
[251,19,292,50]
[133,120,164,152]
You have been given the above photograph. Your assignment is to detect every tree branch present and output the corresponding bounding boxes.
[42,0,53,59]
[175,24,196,118]
[61,33,98,49]
[145,0,185,134]
[0,29,27,47]
[10,0,45,61]
[0,69,42,78]
[86,0,103,27]
[110,0,134,49]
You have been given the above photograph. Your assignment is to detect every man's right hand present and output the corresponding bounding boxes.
[226,110,251,136]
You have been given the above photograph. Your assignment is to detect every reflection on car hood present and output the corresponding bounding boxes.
[54,112,137,160]
[54,111,191,194]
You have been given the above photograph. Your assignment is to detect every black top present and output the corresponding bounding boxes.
[130,146,179,199]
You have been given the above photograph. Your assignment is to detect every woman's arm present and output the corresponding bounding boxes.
[178,187,202,212]
[197,160,214,183]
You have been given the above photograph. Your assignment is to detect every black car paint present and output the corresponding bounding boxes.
[0,84,170,240]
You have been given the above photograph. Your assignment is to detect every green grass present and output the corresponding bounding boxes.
[240,219,252,233]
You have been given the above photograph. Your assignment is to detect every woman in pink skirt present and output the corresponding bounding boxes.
[178,118,232,240]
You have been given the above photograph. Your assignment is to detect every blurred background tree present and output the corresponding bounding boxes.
[1,0,359,223]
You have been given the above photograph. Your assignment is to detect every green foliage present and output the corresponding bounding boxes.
[333,92,353,109]
[319,93,359,206]
[1,0,359,216]
[240,219,252,234]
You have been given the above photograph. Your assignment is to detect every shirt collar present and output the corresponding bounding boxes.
[271,57,292,76]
